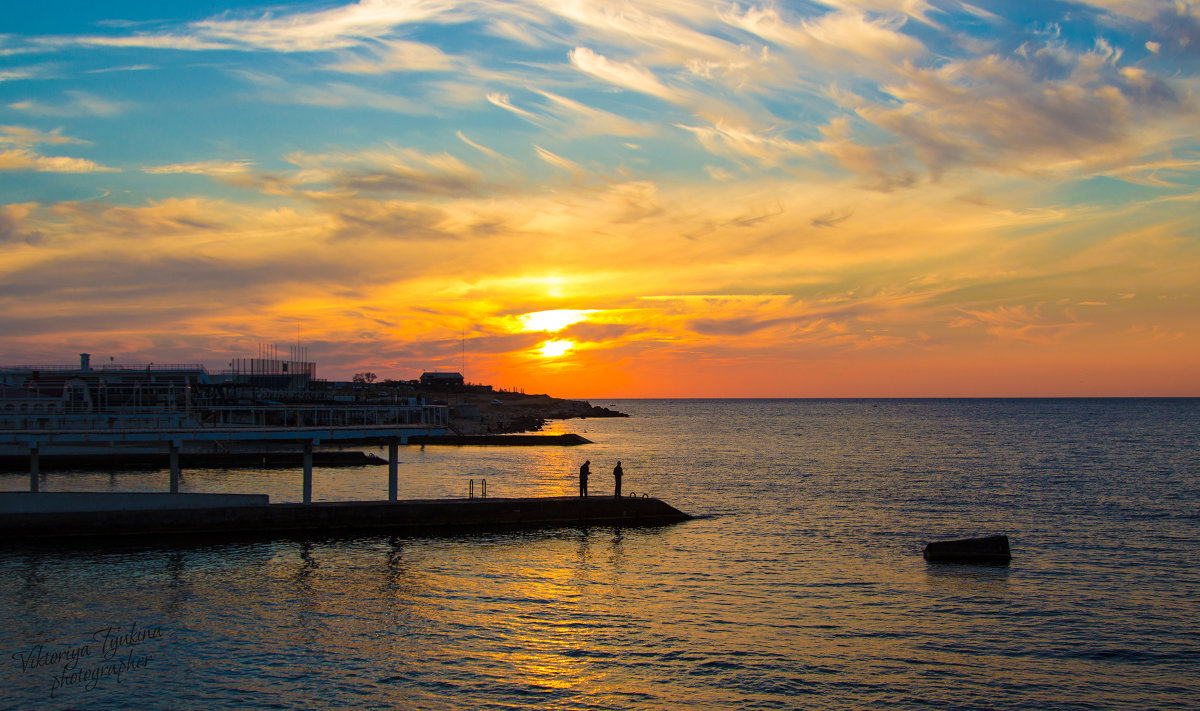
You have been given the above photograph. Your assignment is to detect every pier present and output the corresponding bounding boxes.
[0,423,446,503]
[0,352,694,543]
[0,493,693,541]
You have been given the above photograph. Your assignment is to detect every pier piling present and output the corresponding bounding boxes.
[388,440,398,502]
[28,443,39,493]
[169,440,181,494]
[302,440,314,504]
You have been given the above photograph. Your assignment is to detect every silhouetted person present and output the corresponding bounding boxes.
[579,460,590,497]
[613,461,623,498]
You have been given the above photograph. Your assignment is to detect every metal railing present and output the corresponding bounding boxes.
[0,403,450,432]
[0,363,209,373]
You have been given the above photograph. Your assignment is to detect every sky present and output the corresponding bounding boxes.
[1,0,1198,397]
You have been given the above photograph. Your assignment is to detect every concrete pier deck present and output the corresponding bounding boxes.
[0,492,692,542]
[0,450,386,471]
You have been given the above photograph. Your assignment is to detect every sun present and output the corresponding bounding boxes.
[538,340,574,358]
[519,310,592,333]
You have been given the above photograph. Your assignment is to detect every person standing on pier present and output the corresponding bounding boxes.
[579,460,590,497]
[613,461,623,498]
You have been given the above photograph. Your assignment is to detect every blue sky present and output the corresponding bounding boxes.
[2,0,1198,395]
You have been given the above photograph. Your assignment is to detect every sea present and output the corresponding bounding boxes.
[1,398,1198,710]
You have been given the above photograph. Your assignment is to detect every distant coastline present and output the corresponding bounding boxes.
[430,390,628,435]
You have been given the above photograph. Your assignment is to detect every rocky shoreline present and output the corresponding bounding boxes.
[436,391,627,435]
[406,433,592,446]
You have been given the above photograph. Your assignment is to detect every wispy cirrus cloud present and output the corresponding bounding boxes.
[676,121,810,168]
[486,91,539,120]
[568,47,687,104]
[533,144,582,174]
[282,146,485,197]
[190,0,461,52]
[0,68,41,82]
[534,0,746,68]
[233,70,433,113]
[949,305,1094,344]
[328,38,457,74]
[456,131,509,162]
[86,63,156,74]
[32,34,230,51]
[0,126,112,173]
[723,7,926,75]
[1072,0,1195,23]
[486,89,653,139]
[0,149,116,173]
[535,90,653,138]
[8,90,130,117]
[142,160,254,176]
[1100,153,1200,187]
[15,0,464,58]
[0,125,86,147]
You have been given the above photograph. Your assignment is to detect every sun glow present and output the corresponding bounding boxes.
[538,340,574,358]
[519,309,592,333]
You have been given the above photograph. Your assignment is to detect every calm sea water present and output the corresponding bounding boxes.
[2,399,1198,710]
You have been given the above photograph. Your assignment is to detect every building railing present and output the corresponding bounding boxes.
[0,403,450,432]
[0,363,209,373]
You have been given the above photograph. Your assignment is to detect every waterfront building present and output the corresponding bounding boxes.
[419,371,465,388]
[0,352,449,462]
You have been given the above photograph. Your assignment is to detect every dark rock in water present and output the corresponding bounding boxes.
[923,534,1011,563]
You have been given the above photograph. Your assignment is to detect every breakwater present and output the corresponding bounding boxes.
[407,433,591,446]
[0,493,691,542]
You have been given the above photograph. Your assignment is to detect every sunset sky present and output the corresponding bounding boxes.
[2,0,1198,397]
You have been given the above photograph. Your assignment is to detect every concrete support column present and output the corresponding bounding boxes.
[302,440,314,504]
[29,443,39,493]
[169,440,181,494]
[388,440,398,502]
